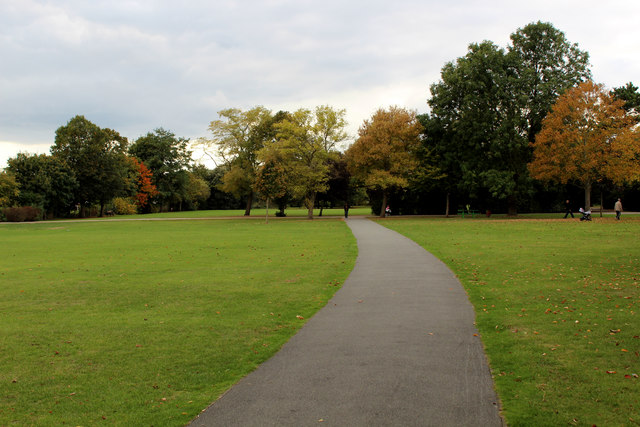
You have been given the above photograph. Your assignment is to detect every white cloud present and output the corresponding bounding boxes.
[0,142,52,169]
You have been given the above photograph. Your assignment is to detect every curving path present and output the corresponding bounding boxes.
[190,217,503,426]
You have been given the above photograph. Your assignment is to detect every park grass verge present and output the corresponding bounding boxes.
[70,206,373,221]
[379,216,640,426]
[0,219,356,426]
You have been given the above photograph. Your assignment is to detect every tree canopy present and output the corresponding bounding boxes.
[199,106,279,215]
[529,80,640,209]
[50,115,130,216]
[611,82,640,115]
[346,106,423,217]
[7,153,78,218]
[270,106,348,219]
[426,21,591,215]
[0,171,19,208]
[509,21,592,143]
[129,128,192,211]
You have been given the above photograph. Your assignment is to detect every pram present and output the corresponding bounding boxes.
[579,207,592,221]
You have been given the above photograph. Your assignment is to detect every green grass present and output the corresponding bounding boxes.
[379,216,640,426]
[0,219,356,426]
[76,206,373,221]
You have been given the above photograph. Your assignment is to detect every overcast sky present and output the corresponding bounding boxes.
[2,0,639,168]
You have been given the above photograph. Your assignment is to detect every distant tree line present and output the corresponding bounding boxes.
[2,21,640,221]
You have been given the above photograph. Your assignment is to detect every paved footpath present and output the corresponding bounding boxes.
[190,217,503,426]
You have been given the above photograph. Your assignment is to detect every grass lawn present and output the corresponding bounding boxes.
[0,219,356,426]
[380,216,640,426]
[76,206,373,221]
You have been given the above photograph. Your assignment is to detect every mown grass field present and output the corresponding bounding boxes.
[0,219,356,426]
[380,216,640,426]
[77,206,373,221]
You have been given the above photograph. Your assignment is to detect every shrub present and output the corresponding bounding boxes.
[112,197,138,215]
[2,206,42,222]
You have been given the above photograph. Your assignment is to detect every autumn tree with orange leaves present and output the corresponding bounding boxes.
[130,157,158,210]
[346,106,423,217]
[529,80,640,210]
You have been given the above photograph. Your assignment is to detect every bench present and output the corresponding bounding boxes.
[457,209,479,218]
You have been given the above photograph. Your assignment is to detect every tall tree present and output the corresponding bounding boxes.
[346,106,424,217]
[272,106,348,219]
[50,116,129,216]
[508,21,592,143]
[128,157,158,211]
[7,153,78,218]
[254,157,288,223]
[428,41,530,215]
[129,128,192,211]
[426,22,591,215]
[529,81,640,209]
[199,107,276,215]
[315,153,352,216]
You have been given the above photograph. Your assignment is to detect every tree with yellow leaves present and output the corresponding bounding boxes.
[346,106,423,217]
[529,81,640,210]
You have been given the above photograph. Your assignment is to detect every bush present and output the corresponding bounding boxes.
[112,197,138,215]
[2,206,42,222]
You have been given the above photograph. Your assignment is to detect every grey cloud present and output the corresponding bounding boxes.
[1,0,640,169]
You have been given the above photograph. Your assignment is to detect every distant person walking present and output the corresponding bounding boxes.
[615,198,623,220]
[385,205,391,217]
[344,202,350,219]
[563,199,574,218]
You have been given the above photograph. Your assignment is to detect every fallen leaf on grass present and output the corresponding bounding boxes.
[606,370,617,374]
[296,315,304,320]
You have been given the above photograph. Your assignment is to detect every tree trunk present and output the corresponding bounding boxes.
[265,198,269,224]
[445,192,450,218]
[244,191,253,216]
[600,191,604,218]
[584,182,592,211]
[99,202,105,217]
[306,193,315,219]
[379,191,388,218]
[507,194,517,217]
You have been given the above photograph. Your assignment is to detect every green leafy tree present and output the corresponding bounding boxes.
[254,157,288,223]
[346,106,423,217]
[198,107,277,215]
[184,172,211,210]
[192,165,245,210]
[426,22,591,215]
[51,115,130,216]
[428,41,530,215]
[271,106,348,219]
[7,153,78,218]
[508,21,592,143]
[315,153,352,216]
[611,82,640,115]
[129,128,192,211]
[529,81,640,209]
[0,171,19,207]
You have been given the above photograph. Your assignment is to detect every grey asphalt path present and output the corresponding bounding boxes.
[190,217,503,426]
